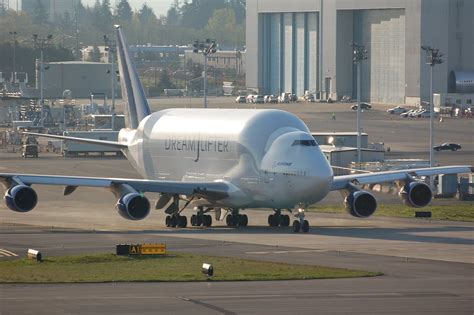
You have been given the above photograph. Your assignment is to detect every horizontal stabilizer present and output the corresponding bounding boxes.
[23,132,128,149]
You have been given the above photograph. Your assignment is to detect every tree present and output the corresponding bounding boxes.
[115,0,133,23]
[205,8,243,47]
[166,6,179,25]
[138,4,157,25]
[180,0,226,29]
[32,0,49,24]
[101,0,113,24]
[90,45,101,62]
[159,70,175,90]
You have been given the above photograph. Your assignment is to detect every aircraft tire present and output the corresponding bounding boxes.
[165,215,171,227]
[203,215,212,227]
[301,220,309,233]
[178,215,187,228]
[292,220,301,233]
[239,214,248,227]
[226,214,234,227]
[268,214,273,226]
[169,216,177,228]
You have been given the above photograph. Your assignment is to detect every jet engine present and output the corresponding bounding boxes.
[116,193,150,220]
[399,181,432,208]
[4,185,38,212]
[344,190,377,218]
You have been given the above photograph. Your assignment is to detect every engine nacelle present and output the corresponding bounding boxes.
[344,190,377,218]
[4,185,38,212]
[399,181,432,208]
[116,193,150,220]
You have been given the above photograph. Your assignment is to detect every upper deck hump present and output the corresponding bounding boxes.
[143,108,309,140]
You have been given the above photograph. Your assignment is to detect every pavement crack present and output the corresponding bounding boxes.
[176,296,236,315]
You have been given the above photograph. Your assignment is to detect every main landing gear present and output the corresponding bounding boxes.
[226,209,248,227]
[165,214,187,228]
[268,209,290,227]
[190,206,213,227]
[292,207,309,233]
[164,195,194,228]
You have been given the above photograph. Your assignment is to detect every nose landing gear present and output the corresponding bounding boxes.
[292,207,309,233]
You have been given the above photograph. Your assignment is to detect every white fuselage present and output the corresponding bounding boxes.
[119,108,333,209]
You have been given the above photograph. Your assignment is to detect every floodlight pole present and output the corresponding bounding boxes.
[421,46,444,170]
[193,39,217,108]
[204,55,208,108]
[104,35,116,130]
[429,64,433,167]
[357,61,361,165]
[9,31,17,78]
[40,49,44,125]
[351,42,368,167]
[33,34,53,128]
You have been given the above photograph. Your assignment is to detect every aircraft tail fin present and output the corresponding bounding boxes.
[115,25,151,129]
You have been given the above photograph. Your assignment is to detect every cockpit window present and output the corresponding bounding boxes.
[292,139,318,147]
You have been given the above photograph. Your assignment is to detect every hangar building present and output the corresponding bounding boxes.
[246,0,474,105]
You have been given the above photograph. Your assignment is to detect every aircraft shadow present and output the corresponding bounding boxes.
[35,224,474,245]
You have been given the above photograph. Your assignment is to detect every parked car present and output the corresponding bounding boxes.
[235,95,246,103]
[433,143,462,151]
[268,95,278,103]
[387,106,407,114]
[279,92,291,103]
[417,110,437,118]
[401,108,422,118]
[246,94,255,103]
[254,95,265,104]
[22,144,38,158]
[400,109,417,118]
[303,93,315,102]
[351,102,372,110]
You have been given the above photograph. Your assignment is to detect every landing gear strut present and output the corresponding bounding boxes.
[292,207,309,233]
[164,195,192,228]
[190,206,213,227]
[268,209,290,227]
[226,209,248,227]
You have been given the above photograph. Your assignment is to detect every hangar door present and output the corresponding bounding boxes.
[354,9,406,104]
[261,13,319,96]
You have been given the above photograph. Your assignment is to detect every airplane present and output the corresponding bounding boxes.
[1,26,471,233]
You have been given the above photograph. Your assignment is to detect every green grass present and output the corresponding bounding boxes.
[310,203,474,222]
[0,252,380,283]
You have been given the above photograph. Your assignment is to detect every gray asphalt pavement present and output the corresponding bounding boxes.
[0,98,473,314]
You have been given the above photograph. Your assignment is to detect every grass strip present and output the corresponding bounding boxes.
[0,252,380,283]
[310,203,474,222]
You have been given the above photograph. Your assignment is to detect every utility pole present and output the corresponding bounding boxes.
[33,34,53,128]
[104,35,117,130]
[9,31,17,80]
[351,42,368,167]
[192,39,217,108]
[421,46,443,169]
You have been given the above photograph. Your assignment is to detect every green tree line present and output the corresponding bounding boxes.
[0,0,245,50]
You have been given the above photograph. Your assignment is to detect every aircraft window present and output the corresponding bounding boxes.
[292,140,318,147]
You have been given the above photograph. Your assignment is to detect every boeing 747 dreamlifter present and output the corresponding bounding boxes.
[1,26,471,232]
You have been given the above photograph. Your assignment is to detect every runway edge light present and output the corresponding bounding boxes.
[27,249,42,262]
[202,263,214,277]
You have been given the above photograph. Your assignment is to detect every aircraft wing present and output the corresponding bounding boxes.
[330,165,472,191]
[0,173,229,200]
